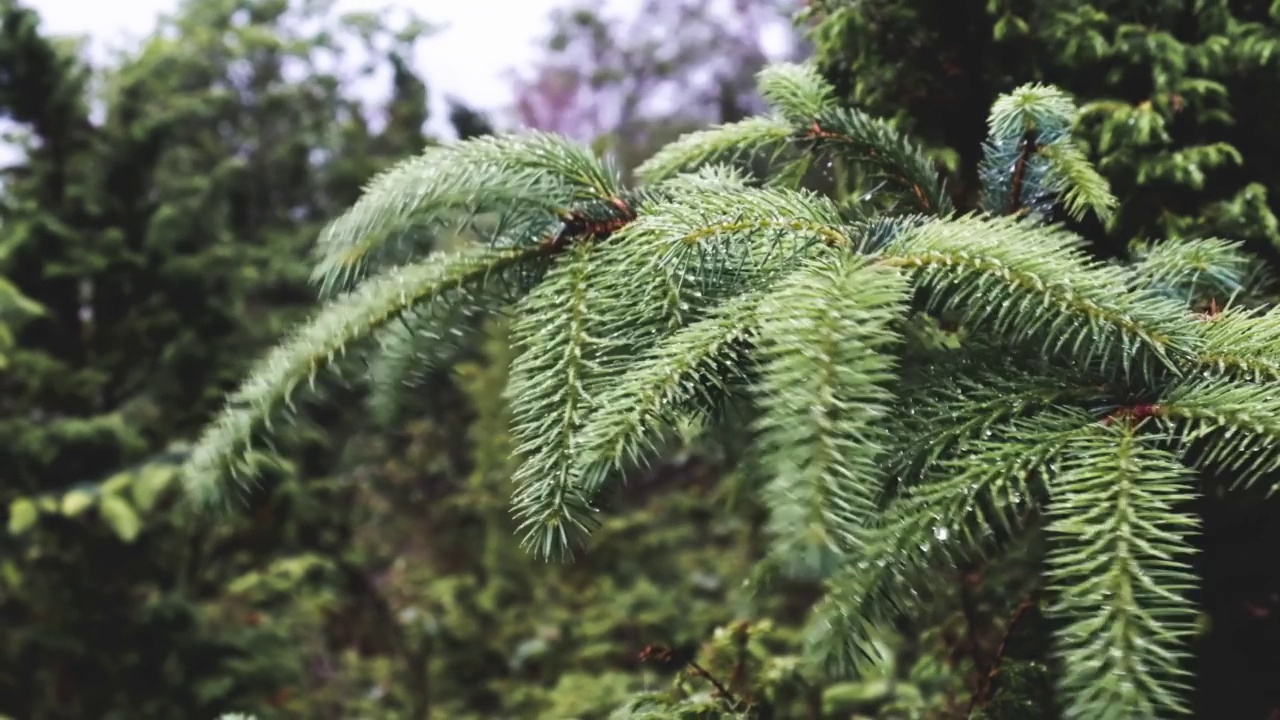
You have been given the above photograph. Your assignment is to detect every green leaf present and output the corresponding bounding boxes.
[131,466,176,512]
[1,560,21,589]
[101,471,133,494]
[60,489,96,517]
[822,679,893,709]
[0,276,44,320]
[98,495,142,543]
[7,498,39,536]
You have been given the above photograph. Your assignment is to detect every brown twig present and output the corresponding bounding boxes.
[958,568,985,658]
[639,644,741,711]
[541,195,638,251]
[689,660,742,710]
[955,566,986,715]
[1008,132,1039,215]
[728,621,751,701]
[1196,297,1222,321]
[802,119,937,214]
[1100,403,1162,426]
[966,591,1040,718]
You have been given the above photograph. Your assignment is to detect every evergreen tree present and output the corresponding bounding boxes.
[185,61,1280,718]
[0,0,490,716]
[798,0,1280,259]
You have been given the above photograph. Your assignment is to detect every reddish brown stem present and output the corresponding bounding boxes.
[638,644,740,711]
[1008,132,1038,215]
[1101,403,1162,426]
[966,592,1039,718]
[688,660,742,710]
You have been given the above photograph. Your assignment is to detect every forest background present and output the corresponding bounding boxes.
[1,0,1278,718]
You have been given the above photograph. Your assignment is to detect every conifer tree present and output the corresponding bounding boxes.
[797,0,1280,259]
[185,61,1280,718]
[0,0,491,715]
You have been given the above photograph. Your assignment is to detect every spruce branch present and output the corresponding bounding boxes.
[575,290,760,490]
[980,83,1116,223]
[658,163,755,191]
[610,185,850,299]
[880,214,1201,378]
[1155,378,1280,490]
[848,213,933,254]
[806,411,1086,679]
[573,184,849,392]
[756,62,838,122]
[311,151,550,298]
[890,412,1089,559]
[894,366,1111,480]
[506,244,605,559]
[1046,423,1199,720]
[753,256,909,575]
[801,106,951,215]
[1196,305,1280,381]
[182,245,544,506]
[574,168,756,361]
[1037,142,1118,222]
[986,83,1079,140]
[363,192,652,426]
[179,60,1280,717]
[641,63,948,215]
[805,558,914,677]
[1128,236,1256,305]
[312,133,623,297]
[635,116,797,184]
[455,131,624,202]
[365,301,488,426]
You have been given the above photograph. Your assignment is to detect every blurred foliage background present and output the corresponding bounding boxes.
[0,0,1277,717]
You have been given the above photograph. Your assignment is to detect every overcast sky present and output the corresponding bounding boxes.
[27,0,566,133]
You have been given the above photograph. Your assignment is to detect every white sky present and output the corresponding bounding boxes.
[27,0,565,134]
